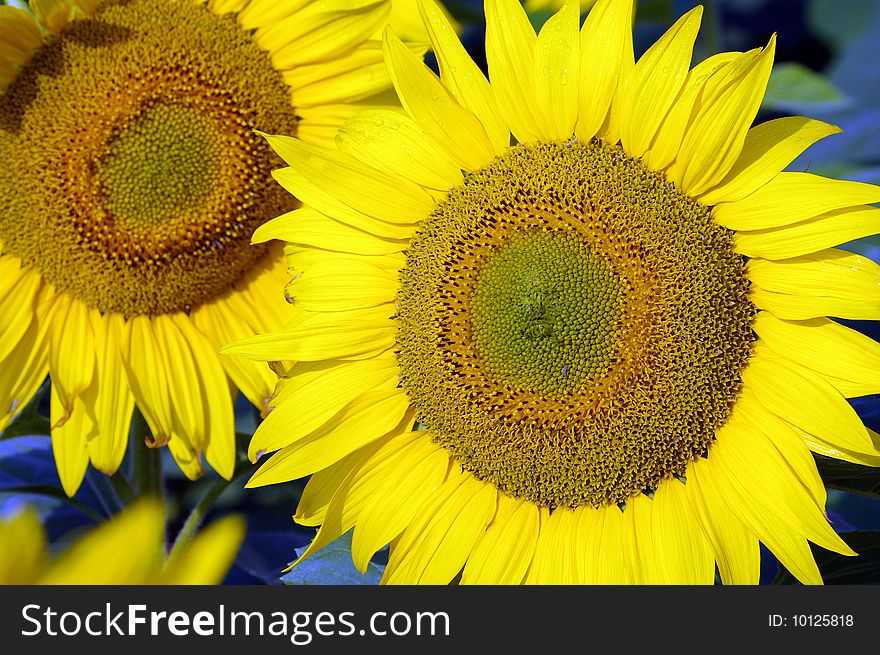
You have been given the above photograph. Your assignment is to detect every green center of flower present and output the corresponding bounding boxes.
[100,102,219,228]
[396,140,755,509]
[471,229,624,396]
[0,0,298,317]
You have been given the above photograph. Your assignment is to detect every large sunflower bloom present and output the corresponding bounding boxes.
[229,0,880,584]
[0,499,244,584]
[0,0,412,496]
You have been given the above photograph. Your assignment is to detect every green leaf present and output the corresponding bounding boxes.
[281,531,384,585]
[761,62,846,112]
[814,455,880,498]
[775,531,880,584]
[1,382,50,440]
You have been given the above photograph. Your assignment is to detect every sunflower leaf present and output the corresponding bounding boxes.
[0,382,50,440]
[761,62,846,112]
[280,530,384,585]
[814,454,880,498]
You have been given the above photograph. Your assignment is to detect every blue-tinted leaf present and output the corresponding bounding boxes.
[762,62,846,112]
[281,531,384,585]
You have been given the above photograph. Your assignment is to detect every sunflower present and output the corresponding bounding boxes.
[228,0,880,584]
[0,498,244,584]
[0,0,414,496]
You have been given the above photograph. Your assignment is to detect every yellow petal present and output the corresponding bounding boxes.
[337,109,463,190]
[254,207,409,256]
[485,0,544,142]
[417,0,508,153]
[714,172,880,230]
[288,258,398,312]
[352,439,450,572]
[748,249,880,301]
[752,313,880,394]
[267,134,434,224]
[193,303,276,416]
[259,0,390,69]
[618,6,703,158]
[700,407,854,584]
[643,52,741,171]
[49,388,91,498]
[384,473,496,585]
[249,356,399,459]
[42,499,166,584]
[247,389,412,487]
[743,345,874,453]
[649,480,715,584]
[0,509,48,584]
[576,0,633,142]
[685,460,761,584]
[579,504,630,583]
[86,313,135,476]
[671,36,776,195]
[161,514,246,585]
[47,297,96,425]
[533,1,580,140]
[0,7,42,72]
[0,260,41,364]
[734,205,880,260]
[524,506,580,584]
[223,306,395,362]
[120,316,173,444]
[699,117,841,206]
[461,493,539,584]
[383,27,495,170]
[171,315,236,480]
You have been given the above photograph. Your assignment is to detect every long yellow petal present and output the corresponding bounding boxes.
[576,0,633,142]
[533,1,580,140]
[649,480,715,584]
[461,493,539,584]
[643,52,741,171]
[41,499,165,584]
[579,504,630,583]
[253,207,409,255]
[618,6,703,158]
[120,316,173,445]
[49,388,91,498]
[259,0,390,69]
[685,460,761,584]
[734,205,880,260]
[524,506,580,584]
[383,27,495,170]
[267,134,434,224]
[193,303,276,416]
[672,36,776,195]
[384,473,496,584]
[417,0,509,153]
[172,315,237,480]
[0,259,41,364]
[0,7,42,74]
[698,117,841,206]
[485,0,544,142]
[47,297,96,426]
[247,390,412,487]
[752,313,880,394]
[86,312,135,476]
[743,345,874,453]
[352,440,450,572]
[0,509,48,584]
[714,172,880,230]
[337,109,463,191]
[249,357,399,459]
[287,259,398,312]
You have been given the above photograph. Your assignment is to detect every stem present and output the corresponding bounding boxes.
[130,409,162,499]
[166,476,230,562]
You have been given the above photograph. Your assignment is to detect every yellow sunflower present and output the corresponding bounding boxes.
[228,0,880,584]
[0,498,244,584]
[0,0,415,496]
